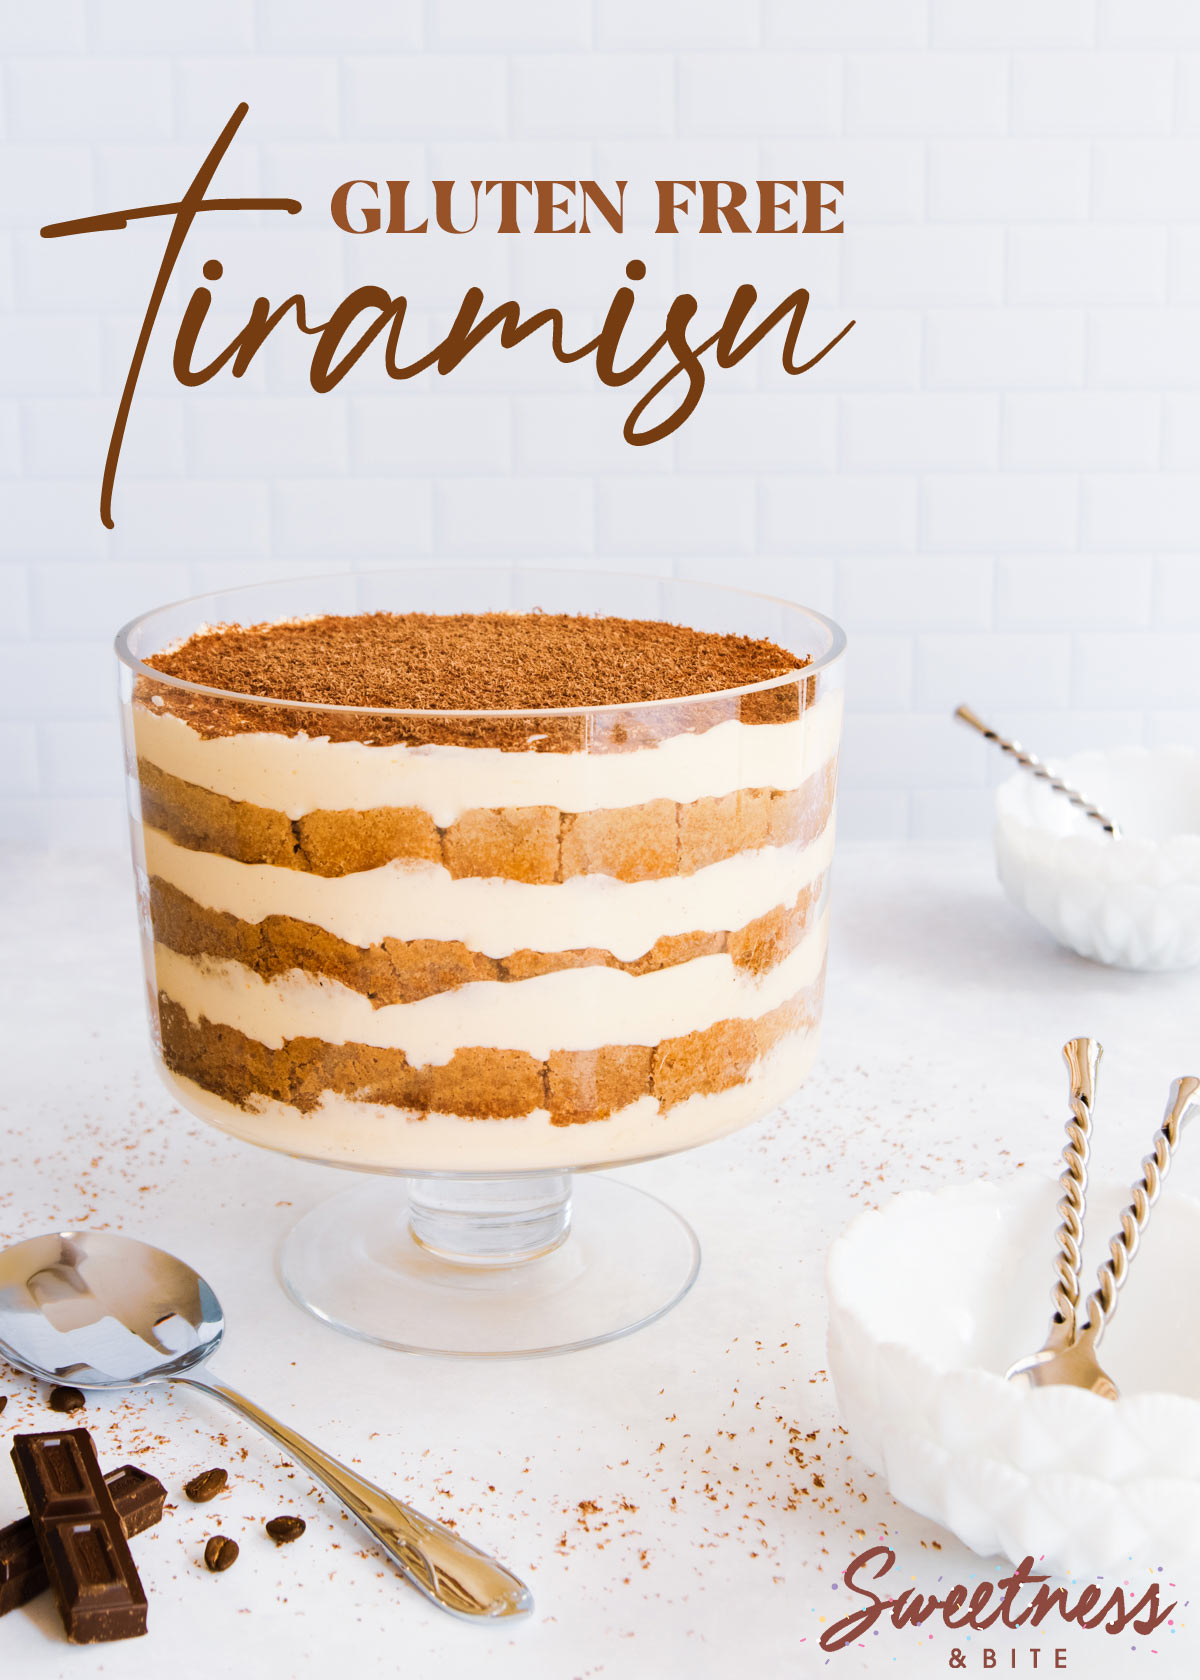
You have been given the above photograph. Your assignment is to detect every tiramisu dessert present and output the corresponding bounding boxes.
[125,608,840,1171]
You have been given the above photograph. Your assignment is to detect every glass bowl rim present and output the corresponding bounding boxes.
[114,563,847,721]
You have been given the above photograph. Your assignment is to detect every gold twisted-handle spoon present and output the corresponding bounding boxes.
[954,704,1120,838]
[1006,1038,1100,1380]
[1008,1074,1200,1399]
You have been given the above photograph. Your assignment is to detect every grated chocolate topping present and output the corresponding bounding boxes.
[137,610,811,749]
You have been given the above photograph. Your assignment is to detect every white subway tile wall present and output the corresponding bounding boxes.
[2,2,1198,846]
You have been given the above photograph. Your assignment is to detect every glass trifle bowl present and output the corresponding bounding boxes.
[116,567,844,1355]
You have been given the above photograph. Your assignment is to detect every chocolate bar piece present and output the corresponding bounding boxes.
[0,1464,165,1618]
[10,1431,149,1643]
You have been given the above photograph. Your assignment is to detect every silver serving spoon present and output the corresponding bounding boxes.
[1007,1074,1200,1399]
[954,704,1120,837]
[0,1230,533,1622]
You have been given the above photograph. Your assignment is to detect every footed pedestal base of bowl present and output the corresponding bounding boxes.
[280,1172,700,1358]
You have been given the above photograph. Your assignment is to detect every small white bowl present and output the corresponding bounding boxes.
[995,744,1200,970]
[827,1175,1200,1576]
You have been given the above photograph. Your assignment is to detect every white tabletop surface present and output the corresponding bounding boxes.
[3,844,1199,1678]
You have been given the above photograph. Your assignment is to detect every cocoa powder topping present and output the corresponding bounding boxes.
[145,611,803,712]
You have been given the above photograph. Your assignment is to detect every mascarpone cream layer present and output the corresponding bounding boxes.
[153,909,828,1066]
[161,1028,821,1170]
[143,821,834,959]
[133,691,842,824]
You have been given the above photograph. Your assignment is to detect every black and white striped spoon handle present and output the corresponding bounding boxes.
[954,704,1120,838]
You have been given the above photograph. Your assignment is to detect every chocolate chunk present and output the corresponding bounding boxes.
[265,1516,305,1545]
[48,1386,85,1415]
[0,1465,165,1619]
[10,1431,148,1642]
[204,1535,239,1573]
[0,1397,7,1415]
[184,1468,228,1504]
[102,1467,166,1540]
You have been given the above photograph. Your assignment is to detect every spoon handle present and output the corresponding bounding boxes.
[1045,1038,1101,1346]
[1079,1075,1200,1347]
[954,704,1120,837]
[178,1373,532,1621]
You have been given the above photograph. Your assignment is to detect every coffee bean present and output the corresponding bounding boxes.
[185,1468,229,1503]
[204,1535,239,1573]
[265,1516,306,1545]
[48,1385,85,1414]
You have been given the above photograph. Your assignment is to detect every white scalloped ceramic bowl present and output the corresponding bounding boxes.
[827,1175,1200,1576]
[994,745,1200,970]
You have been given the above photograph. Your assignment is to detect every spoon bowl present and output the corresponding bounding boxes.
[0,1231,222,1387]
[1005,1334,1119,1400]
[0,1229,532,1621]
